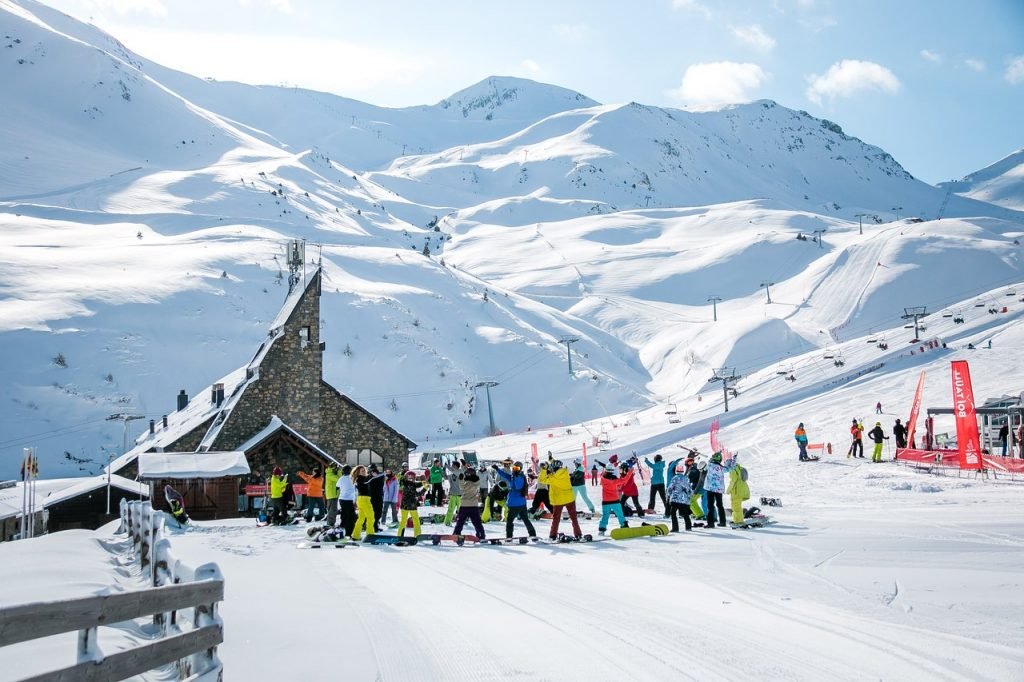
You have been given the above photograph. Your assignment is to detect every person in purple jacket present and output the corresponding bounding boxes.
[382,470,399,525]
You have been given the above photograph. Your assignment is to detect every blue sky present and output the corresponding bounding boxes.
[43,0,1024,184]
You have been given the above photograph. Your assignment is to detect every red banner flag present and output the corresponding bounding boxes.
[905,370,926,450]
[581,442,588,470]
[950,361,982,470]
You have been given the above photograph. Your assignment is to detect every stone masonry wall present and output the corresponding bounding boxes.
[318,383,412,472]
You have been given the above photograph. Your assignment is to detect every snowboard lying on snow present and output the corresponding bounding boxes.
[296,541,359,549]
[418,534,481,546]
[364,534,417,546]
[610,523,669,540]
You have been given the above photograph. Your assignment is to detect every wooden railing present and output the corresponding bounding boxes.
[0,500,224,681]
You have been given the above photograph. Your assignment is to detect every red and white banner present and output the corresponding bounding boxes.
[950,361,982,470]
[530,443,539,473]
[905,370,926,449]
[581,442,588,470]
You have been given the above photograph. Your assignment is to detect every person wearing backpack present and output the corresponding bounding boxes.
[726,456,750,525]
[644,454,667,513]
[493,462,537,539]
[596,462,628,535]
[452,467,486,539]
[666,462,694,532]
[849,419,864,458]
[570,459,595,514]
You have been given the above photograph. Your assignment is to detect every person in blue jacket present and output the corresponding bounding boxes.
[492,461,537,539]
[644,454,667,513]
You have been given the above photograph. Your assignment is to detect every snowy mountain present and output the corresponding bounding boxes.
[941,147,1024,211]
[1,0,1023,478]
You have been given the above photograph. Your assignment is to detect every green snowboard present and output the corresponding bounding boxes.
[610,523,669,540]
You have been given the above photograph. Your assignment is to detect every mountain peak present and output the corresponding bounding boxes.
[436,76,598,122]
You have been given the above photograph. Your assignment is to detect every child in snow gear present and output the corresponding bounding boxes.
[644,454,667,512]
[337,465,357,536]
[597,462,628,535]
[297,466,326,522]
[165,485,189,525]
[541,458,583,540]
[484,479,509,522]
[398,471,425,538]
[848,419,864,458]
[893,419,908,449]
[868,422,889,462]
[703,452,730,528]
[452,468,486,539]
[494,462,537,539]
[688,458,706,520]
[570,460,596,513]
[726,456,750,525]
[794,423,810,461]
[666,463,694,531]
[428,459,445,506]
[444,460,463,525]
[529,462,553,519]
[269,466,289,525]
[351,465,385,541]
[325,463,341,526]
[590,465,599,486]
[617,463,644,517]
[383,471,399,525]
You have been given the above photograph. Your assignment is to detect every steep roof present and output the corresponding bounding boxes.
[237,415,342,466]
[0,475,148,521]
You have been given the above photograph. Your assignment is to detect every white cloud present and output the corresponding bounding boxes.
[672,0,711,20]
[1006,56,1024,85]
[108,26,431,97]
[965,58,985,72]
[731,24,775,51]
[669,61,768,106]
[919,49,942,64]
[519,59,543,75]
[805,59,900,106]
[90,0,167,18]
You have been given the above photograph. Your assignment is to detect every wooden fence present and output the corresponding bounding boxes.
[0,500,224,681]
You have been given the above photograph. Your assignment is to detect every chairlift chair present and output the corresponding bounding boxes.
[823,350,835,359]
[598,430,611,444]
[1006,289,1016,297]
[665,403,678,415]
[942,311,953,318]
[867,337,878,344]
[974,300,985,308]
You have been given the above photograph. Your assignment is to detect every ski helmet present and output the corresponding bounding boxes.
[852,418,858,424]
[272,466,283,476]
[549,459,563,471]
[404,470,416,479]
[513,461,524,471]
[675,462,687,473]
[711,452,723,464]
[876,422,881,427]
[573,458,582,467]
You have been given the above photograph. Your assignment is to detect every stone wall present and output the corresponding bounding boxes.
[319,383,413,472]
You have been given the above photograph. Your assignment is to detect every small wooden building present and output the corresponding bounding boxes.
[138,452,250,520]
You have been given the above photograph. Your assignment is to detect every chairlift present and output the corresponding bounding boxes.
[877,337,889,350]
[785,373,797,382]
[665,403,678,415]
[867,337,878,344]
[833,352,846,367]
[668,413,681,424]
[942,311,953,318]
[953,314,965,324]
[974,300,985,308]
[918,324,927,332]
[823,349,836,359]
[1006,289,1016,297]
[598,430,611,444]
[910,338,921,344]
[728,388,740,397]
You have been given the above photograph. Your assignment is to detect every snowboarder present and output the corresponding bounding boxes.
[597,462,628,535]
[794,423,810,461]
[618,462,644,517]
[703,452,730,528]
[452,467,486,539]
[493,461,537,539]
[398,471,426,538]
[269,466,289,525]
[444,460,463,525]
[382,470,399,525]
[686,457,705,521]
[483,478,508,522]
[529,462,553,519]
[324,463,341,526]
[542,458,583,540]
[589,464,599,486]
[644,454,667,513]
[726,455,750,525]
[666,463,694,532]
[368,464,386,532]
[297,466,325,522]
[350,465,386,541]
[165,485,189,526]
[893,419,908,449]
[427,458,445,507]
[336,465,357,536]
[570,459,596,514]
[868,422,889,462]
[848,419,864,458]
[478,464,490,511]
[876,401,883,414]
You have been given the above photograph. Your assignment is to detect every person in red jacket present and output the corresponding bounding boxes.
[618,462,645,517]
[597,463,629,535]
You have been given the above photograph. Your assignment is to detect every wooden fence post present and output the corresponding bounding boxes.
[188,563,224,680]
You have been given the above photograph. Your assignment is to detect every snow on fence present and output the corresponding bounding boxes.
[0,501,224,681]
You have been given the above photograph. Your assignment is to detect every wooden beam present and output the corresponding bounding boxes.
[19,624,222,682]
[0,580,223,647]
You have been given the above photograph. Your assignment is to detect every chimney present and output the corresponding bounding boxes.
[212,383,225,406]
[149,419,155,435]
[162,415,168,428]
[177,389,188,411]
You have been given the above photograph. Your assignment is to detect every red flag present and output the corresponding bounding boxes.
[581,442,588,470]
[905,370,926,450]
[950,361,982,470]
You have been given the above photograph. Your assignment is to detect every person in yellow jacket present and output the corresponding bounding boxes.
[350,465,386,541]
[269,466,289,525]
[540,459,583,540]
[324,463,341,526]
[726,457,751,525]
[297,466,326,522]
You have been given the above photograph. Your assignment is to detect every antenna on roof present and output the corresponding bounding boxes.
[286,239,305,293]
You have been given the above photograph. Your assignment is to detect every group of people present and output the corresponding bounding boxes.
[794,414,903,463]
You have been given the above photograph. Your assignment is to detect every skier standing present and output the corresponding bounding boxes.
[269,466,289,526]
[685,457,705,521]
[397,471,426,538]
[382,470,399,526]
[893,419,908,449]
[703,452,730,528]
[542,459,583,540]
[597,462,628,536]
[849,419,864,458]
[644,454,667,513]
[452,467,486,539]
[444,460,463,525]
[493,462,537,539]
[590,464,599,486]
[324,463,341,526]
[998,423,1009,456]
[794,423,810,461]
[350,465,386,541]
[427,458,445,507]
[868,422,889,462]
[618,462,644,517]
[726,456,750,525]
[876,401,883,414]
[297,466,326,522]
[570,459,596,514]
[666,463,694,532]
[336,465,357,537]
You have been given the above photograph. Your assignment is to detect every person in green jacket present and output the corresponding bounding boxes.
[428,459,445,507]
[726,457,750,524]
[269,466,289,525]
[324,463,341,526]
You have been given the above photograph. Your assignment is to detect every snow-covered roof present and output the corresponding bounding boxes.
[238,415,342,466]
[0,475,148,520]
[138,451,250,479]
